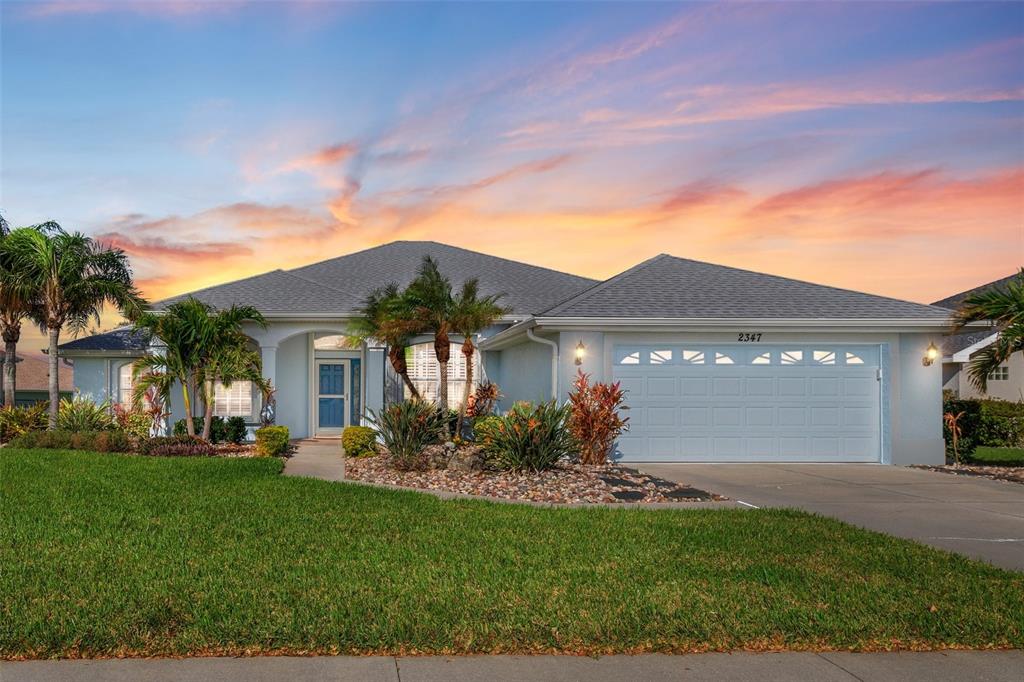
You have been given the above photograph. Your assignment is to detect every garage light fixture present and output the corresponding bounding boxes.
[574,340,586,365]
[923,342,939,367]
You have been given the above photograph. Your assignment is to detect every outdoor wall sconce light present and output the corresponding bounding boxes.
[574,340,586,365]
[923,342,939,367]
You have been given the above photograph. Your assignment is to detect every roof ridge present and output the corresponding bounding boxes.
[659,254,950,313]
[277,269,352,294]
[289,240,597,285]
[152,269,287,308]
[540,254,670,316]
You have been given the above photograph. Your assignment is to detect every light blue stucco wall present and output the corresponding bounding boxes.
[71,358,108,403]
[491,338,553,409]
[276,333,310,439]
[892,333,944,465]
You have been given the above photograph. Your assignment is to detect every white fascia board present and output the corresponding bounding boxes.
[478,318,538,350]
[57,350,146,358]
[951,333,999,363]
[532,317,954,333]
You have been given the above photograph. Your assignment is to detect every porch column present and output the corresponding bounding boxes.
[261,345,277,391]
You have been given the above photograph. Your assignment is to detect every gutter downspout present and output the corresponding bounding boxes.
[526,328,558,400]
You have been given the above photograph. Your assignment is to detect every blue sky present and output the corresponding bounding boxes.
[2,0,1022,329]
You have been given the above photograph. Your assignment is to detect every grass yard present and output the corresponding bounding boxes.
[971,446,1024,465]
[1,449,1022,659]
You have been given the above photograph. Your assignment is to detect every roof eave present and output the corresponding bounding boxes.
[480,316,958,351]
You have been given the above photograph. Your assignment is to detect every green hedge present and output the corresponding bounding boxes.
[342,426,377,457]
[173,416,248,444]
[255,426,290,457]
[943,395,1024,459]
[9,430,132,453]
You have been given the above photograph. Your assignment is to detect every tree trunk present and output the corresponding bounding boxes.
[455,337,474,439]
[47,327,60,430]
[182,376,195,437]
[202,397,214,441]
[388,346,421,401]
[3,337,17,408]
[434,330,450,411]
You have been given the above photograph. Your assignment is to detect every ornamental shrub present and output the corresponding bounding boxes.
[369,400,447,471]
[137,435,215,457]
[482,400,574,472]
[173,416,229,443]
[255,425,290,457]
[472,414,503,443]
[56,397,116,432]
[9,429,131,453]
[568,371,630,465]
[225,416,248,444]
[0,403,48,443]
[112,403,152,439]
[342,425,377,457]
[942,394,1024,459]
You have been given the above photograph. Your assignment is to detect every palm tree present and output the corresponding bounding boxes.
[950,269,1024,393]
[5,223,145,428]
[406,256,456,410]
[133,297,265,440]
[0,221,37,407]
[201,325,269,440]
[450,279,508,437]
[347,283,423,400]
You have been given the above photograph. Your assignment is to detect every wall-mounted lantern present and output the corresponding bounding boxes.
[923,342,939,367]
[574,340,586,366]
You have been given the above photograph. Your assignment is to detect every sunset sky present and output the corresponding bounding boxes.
[2,1,1022,352]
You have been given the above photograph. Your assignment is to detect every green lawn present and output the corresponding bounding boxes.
[1,449,1022,658]
[971,446,1024,465]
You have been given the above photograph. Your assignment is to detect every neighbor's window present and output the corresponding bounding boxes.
[213,381,253,417]
[118,363,134,405]
[988,366,1009,381]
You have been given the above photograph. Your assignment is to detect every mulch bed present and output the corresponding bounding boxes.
[344,455,725,504]
[210,443,260,457]
[912,464,1024,485]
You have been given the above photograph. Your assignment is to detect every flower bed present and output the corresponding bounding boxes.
[912,464,1024,485]
[344,453,724,504]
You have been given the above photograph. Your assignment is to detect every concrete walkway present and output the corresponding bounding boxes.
[639,463,1024,572]
[4,651,1022,681]
[282,439,345,482]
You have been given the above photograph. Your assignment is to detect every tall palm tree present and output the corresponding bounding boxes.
[133,297,265,439]
[406,256,455,410]
[450,279,508,437]
[346,283,423,400]
[0,222,37,407]
[5,223,145,428]
[951,269,1024,393]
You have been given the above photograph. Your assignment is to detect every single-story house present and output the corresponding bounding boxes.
[931,274,1022,402]
[0,351,73,407]
[60,240,952,464]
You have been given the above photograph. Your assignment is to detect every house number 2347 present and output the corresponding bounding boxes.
[737,332,762,342]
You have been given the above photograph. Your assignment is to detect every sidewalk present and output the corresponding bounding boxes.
[282,439,345,482]
[4,651,1022,682]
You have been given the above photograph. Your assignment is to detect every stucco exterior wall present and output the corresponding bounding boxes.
[946,353,1024,402]
[490,337,554,408]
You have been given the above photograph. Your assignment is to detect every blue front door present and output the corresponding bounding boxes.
[316,361,347,434]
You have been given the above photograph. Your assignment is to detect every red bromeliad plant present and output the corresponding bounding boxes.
[568,371,629,465]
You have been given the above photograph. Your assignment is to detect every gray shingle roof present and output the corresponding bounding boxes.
[58,327,150,353]
[941,330,995,357]
[541,254,951,320]
[156,241,597,317]
[930,273,1021,310]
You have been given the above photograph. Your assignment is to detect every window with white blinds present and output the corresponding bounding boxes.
[118,364,134,406]
[213,381,253,418]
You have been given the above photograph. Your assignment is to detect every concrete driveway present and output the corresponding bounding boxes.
[637,463,1024,572]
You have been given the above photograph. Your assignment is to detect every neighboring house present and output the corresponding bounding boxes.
[0,351,73,407]
[59,241,951,464]
[931,274,1022,402]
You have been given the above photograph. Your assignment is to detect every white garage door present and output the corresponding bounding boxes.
[613,344,881,462]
